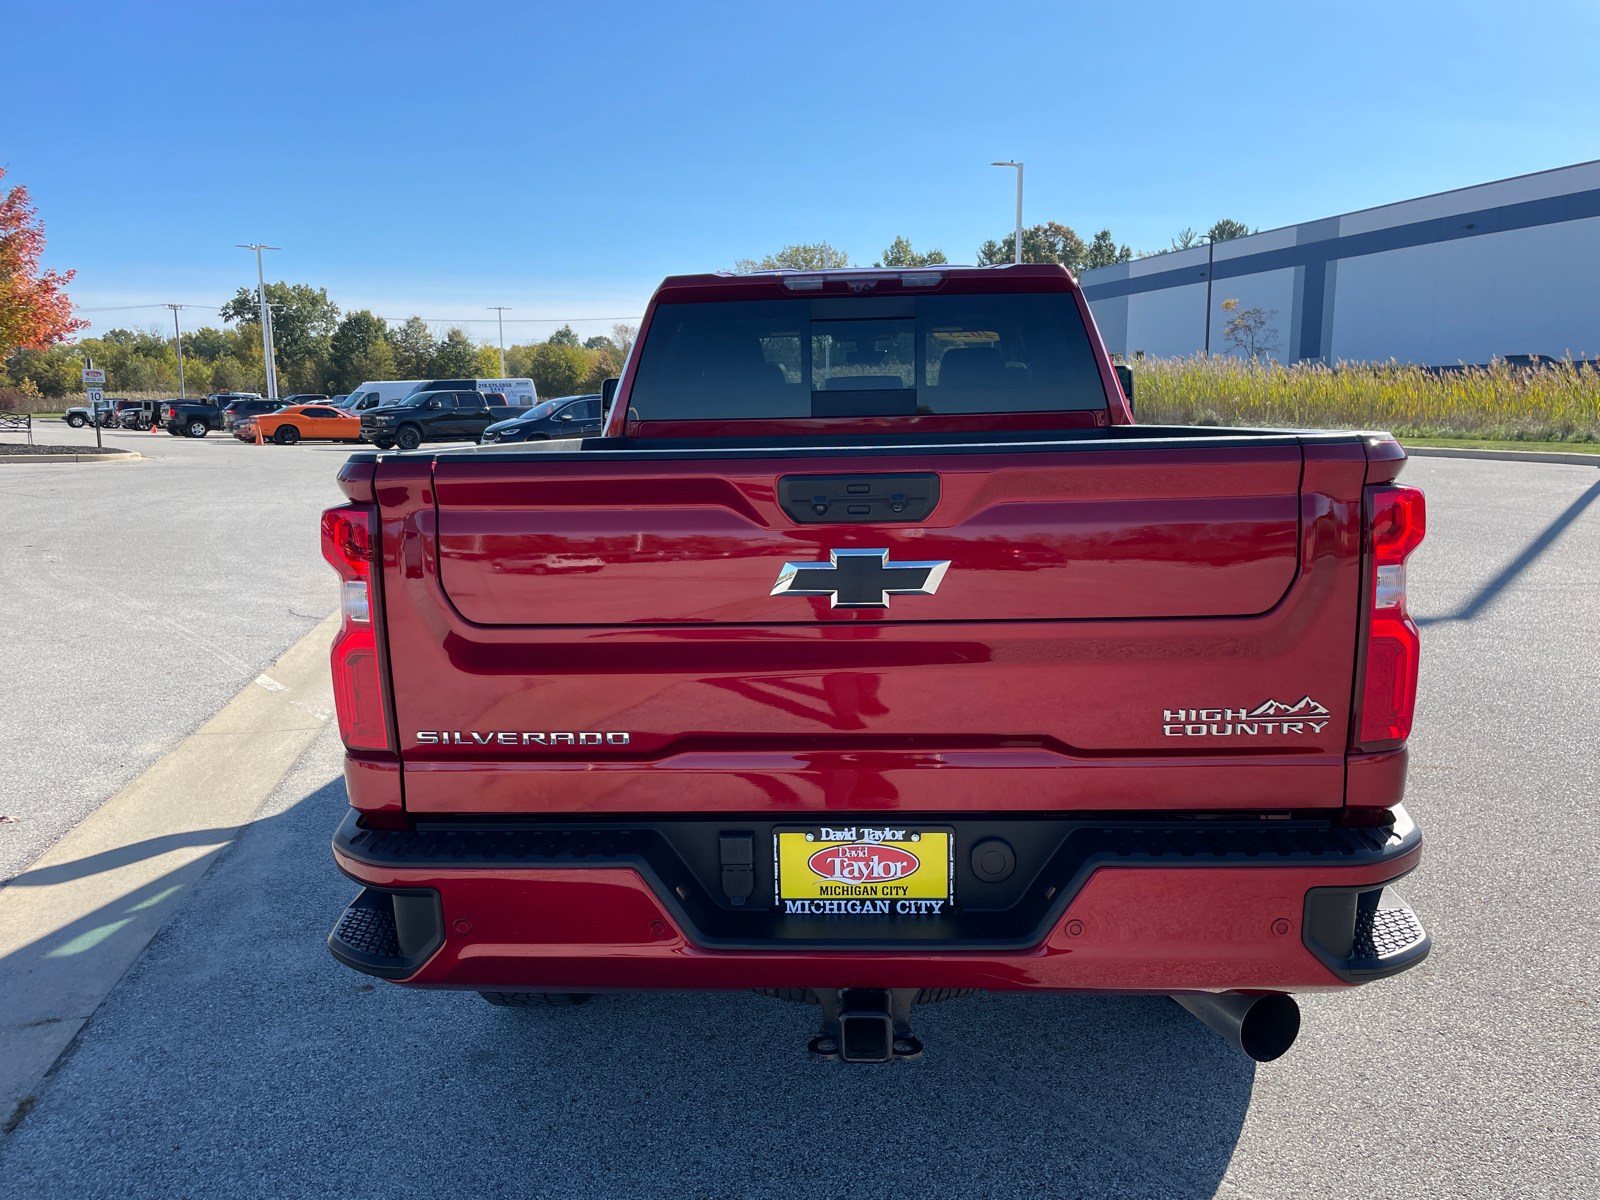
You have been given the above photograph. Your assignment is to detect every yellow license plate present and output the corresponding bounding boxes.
[775,826,952,916]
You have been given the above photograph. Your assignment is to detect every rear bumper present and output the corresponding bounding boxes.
[329,807,1428,993]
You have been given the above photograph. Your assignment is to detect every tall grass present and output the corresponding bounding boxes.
[1133,357,1600,442]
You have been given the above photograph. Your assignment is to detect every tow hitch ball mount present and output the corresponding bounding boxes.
[808,989,922,1063]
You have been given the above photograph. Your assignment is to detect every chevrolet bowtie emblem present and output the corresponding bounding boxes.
[770,548,951,609]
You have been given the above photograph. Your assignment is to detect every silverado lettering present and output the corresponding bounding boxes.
[323,263,1432,1064]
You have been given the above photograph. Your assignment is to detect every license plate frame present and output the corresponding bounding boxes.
[773,825,954,917]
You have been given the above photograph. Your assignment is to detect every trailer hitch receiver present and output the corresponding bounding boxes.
[808,989,922,1062]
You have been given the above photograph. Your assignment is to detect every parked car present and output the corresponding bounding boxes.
[325,263,1432,1066]
[359,390,531,449]
[330,394,350,408]
[277,393,330,405]
[158,397,222,437]
[222,397,284,430]
[118,399,159,430]
[64,398,130,428]
[479,394,607,443]
[254,403,363,445]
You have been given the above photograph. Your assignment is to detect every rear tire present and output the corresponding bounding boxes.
[478,992,595,1007]
[274,425,300,445]
[395,424,423,451]
[187,420,208,438]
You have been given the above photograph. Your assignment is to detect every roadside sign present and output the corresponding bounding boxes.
[86,385,105,448]
[82,368,106,385]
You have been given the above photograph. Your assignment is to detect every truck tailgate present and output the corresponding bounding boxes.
[376,434,1368,815]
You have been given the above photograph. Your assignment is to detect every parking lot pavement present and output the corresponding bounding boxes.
[1,455,1596,1198]
[0,424,351,882]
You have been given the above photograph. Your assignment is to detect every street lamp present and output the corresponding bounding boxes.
[236,244,281,399]
[165,304,186,399]
[991,161,1024,265]
[488,307,511,378]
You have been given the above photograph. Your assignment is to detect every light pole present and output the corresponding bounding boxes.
[488,307,511,377]
[236,243,281,399]
[165,304,186,399]
[1203,236,1215,357]
[991,161,1024,264]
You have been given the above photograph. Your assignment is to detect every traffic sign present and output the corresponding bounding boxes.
[82,368,106,385]
[86,386,104,406]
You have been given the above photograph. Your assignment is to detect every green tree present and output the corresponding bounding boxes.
[875,236,948,268]
[733,242,850,273]
[582,335,611,350]
[433,327,480,377]
[976,222,1088,271]
[529,342,589,398]
[1084,229,1133,269]
[220,281,340,367]
[329,311,390,391]
[1207,219,1253,243]
[546,324,580,347]
[387,316,437,378]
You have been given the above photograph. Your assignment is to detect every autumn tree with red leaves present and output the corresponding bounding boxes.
[0,168,87,361]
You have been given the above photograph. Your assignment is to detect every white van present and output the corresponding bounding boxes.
[343,381,430,412]
[400,378,538,406]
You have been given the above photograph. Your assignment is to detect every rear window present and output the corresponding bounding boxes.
[629,294,1106,420]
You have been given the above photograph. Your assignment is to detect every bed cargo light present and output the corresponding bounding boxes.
[321,504,389,750]
[1359,486,1426,745]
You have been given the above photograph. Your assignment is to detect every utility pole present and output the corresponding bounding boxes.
[488,307,511,377]
[991,161,1024,264]
[166,304,186,398]
[236,244,281,399]
[1203,236,1215,357]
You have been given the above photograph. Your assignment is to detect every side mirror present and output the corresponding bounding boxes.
[427,398,442,410]
[601,377,619,411]
[560,412,573,421]
[1113,363,1134,415]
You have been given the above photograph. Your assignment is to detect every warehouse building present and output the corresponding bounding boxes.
[1080,159,1600,366]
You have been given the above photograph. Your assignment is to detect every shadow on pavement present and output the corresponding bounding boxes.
[5,828,246,889]
[1417,476,1600,626]
[1,769,1256,1199]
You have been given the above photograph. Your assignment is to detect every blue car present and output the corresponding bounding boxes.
[479,394,607,444]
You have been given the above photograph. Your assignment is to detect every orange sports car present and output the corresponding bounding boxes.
[253,403,363,445]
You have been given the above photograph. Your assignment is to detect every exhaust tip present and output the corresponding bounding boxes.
[1172,992,1301,1062]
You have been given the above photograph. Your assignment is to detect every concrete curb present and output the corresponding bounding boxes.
[1402,445,1600,467]
[0,451,142,464]
[0,611,339,1132]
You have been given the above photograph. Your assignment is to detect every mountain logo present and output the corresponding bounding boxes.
[1246,696,1330,718]
[1161,697,1331,738]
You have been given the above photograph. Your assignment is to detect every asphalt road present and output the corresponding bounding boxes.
[0,424,349,881]
[1,453,1597,1198]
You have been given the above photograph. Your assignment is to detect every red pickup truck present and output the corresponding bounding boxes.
[323,264,1429,1063]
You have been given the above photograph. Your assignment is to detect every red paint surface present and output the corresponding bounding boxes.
[376,435,1367,814]
[334,850,1419,993]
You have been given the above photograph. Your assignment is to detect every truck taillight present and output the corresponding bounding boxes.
[1359,485,1426,745]
[321,504,389,750]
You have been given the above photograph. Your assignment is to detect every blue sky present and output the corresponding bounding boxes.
[10,0,1599,341]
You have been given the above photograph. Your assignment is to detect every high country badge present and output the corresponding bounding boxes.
[1162,696,1330,737]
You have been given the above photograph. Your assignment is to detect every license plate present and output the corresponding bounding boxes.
[774,826,952,917]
